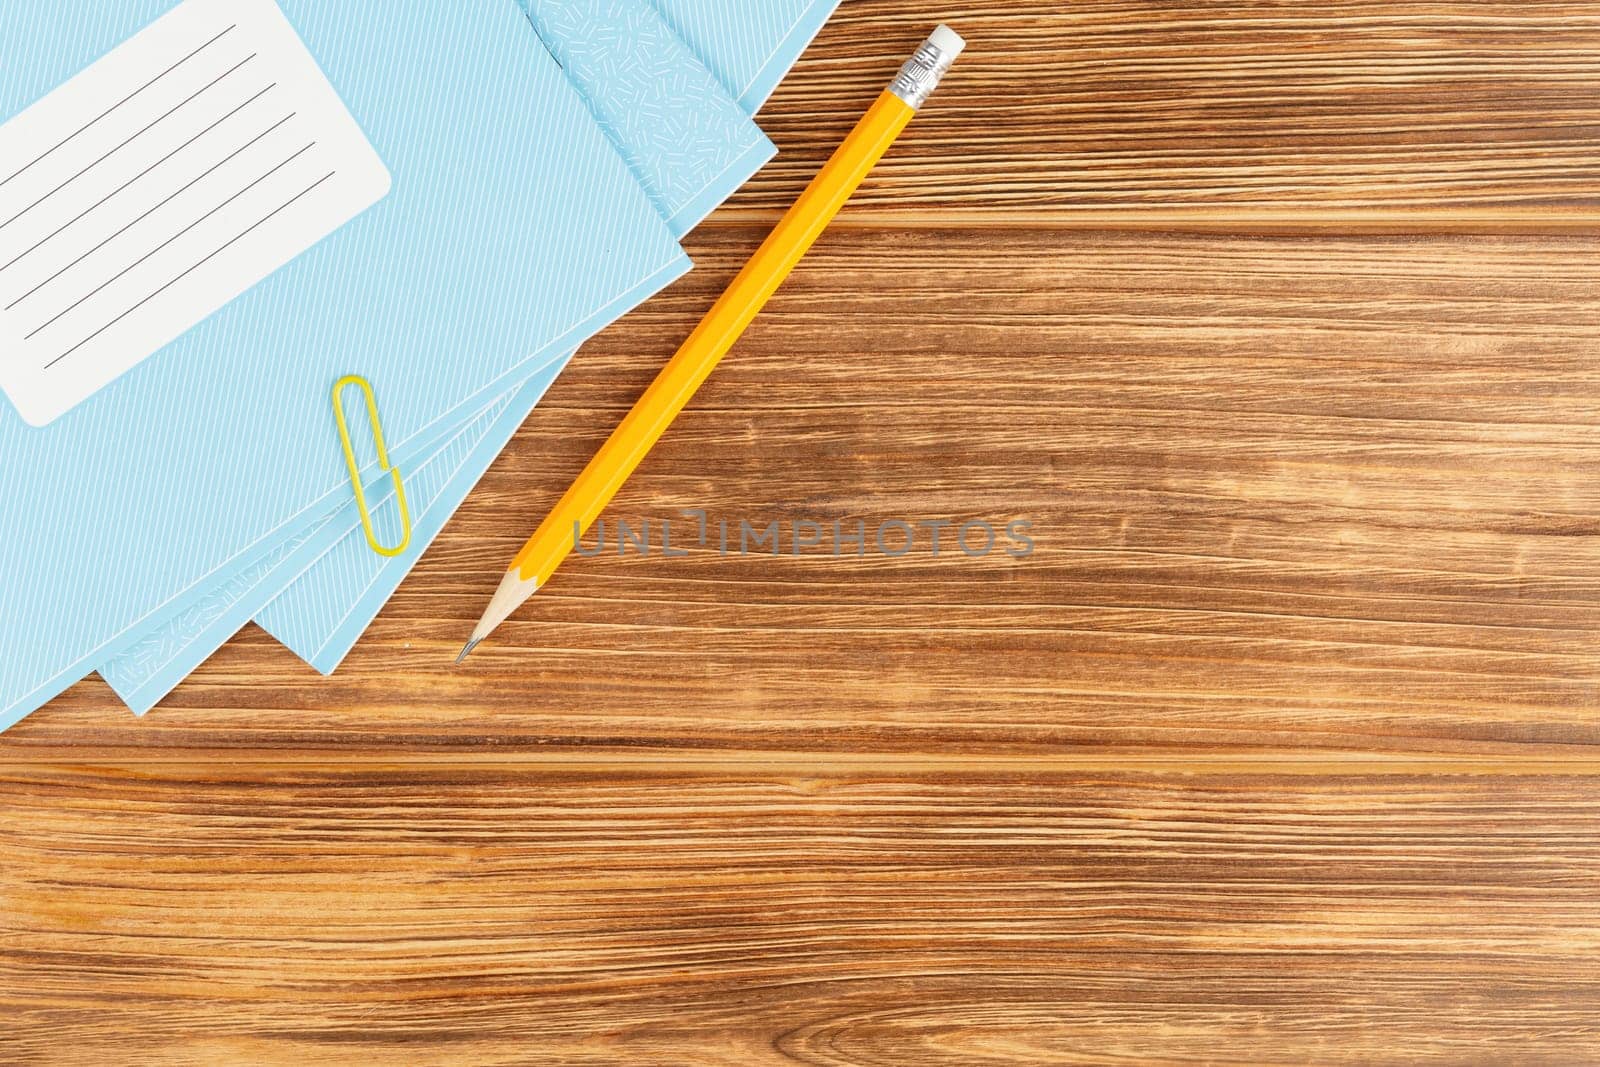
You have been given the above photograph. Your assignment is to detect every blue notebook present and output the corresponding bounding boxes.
[0,0,689,730]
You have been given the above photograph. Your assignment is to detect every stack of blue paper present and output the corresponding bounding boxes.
[0,0,841,730]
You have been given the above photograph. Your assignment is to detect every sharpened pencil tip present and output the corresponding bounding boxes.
[455,638,482,664]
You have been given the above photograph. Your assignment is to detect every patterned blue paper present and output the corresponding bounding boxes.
[0,0,688,730]
[521,0,776,234]
[650,0,842,112]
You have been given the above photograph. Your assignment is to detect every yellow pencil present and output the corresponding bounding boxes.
[459,25,965,661]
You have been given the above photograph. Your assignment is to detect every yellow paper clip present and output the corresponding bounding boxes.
[332,374,411,558]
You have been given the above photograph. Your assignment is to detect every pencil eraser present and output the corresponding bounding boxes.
[929,24,966,60]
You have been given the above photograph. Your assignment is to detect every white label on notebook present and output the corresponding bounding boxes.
[0,0,390,426]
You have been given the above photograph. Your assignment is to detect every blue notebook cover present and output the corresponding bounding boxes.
[522,0,777,234]
[0,0,688,731]
[650,0,842,112]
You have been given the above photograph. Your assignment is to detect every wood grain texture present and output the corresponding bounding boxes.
[738,1,1600,222]
[11,227,1600,759]
[7,767,1600,1064]
[8,2,1600,1062]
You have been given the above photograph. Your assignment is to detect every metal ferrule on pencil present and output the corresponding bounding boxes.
[888,25,966,110]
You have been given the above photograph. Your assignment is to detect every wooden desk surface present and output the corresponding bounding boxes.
[7,3,1600,1062]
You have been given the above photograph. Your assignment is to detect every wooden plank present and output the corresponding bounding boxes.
[12,227,1600,758]
[5,767,1600,1063]
[734,1,1600,222]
